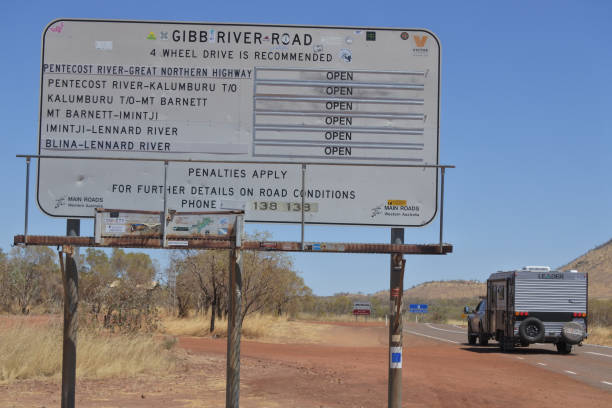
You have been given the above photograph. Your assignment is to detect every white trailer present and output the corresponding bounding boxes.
[467,266,588,354]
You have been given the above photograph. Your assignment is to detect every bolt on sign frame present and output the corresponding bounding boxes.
[17,19,453,408]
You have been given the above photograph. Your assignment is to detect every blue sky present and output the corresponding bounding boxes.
[2,1,611,295]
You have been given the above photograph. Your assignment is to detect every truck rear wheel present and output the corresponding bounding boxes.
[556,342,572,354]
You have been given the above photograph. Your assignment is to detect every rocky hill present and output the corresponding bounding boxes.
[404,280,485,300]
[371,280,486,301]
[560,238,612,299]
[363,239,612,301]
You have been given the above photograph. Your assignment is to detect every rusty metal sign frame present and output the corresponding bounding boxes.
[16,154,454,253]
[14,234,452,254]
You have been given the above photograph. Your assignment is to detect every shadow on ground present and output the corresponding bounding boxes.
[460,345,563,355]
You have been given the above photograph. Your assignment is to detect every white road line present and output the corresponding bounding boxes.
[564,370,577,375]
[601,381,612,386]
[584,351,612,358]
[425,323,464,334]
[537,362,547,366]
[583,343,612,349]
[404,329,459,344]
[516,357,524,360]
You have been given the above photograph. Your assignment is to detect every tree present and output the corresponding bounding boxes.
[80,248,115,320]
[8,246,58,314]
[168,243,311,329]
[269,266,312,316]
[0,249,11,312]
[240,251,307,321]
[173,262,196,318]
[78,248,160,331]
[171,249,228,332]
[110,249,156,285]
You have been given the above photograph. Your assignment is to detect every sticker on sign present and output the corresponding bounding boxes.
[38,20,440,227]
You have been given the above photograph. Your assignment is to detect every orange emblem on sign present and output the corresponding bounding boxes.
[413,35,428,47]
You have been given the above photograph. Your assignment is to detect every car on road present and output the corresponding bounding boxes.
[466,298,488,346]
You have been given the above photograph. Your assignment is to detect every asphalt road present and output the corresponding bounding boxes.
[404,322,612,391]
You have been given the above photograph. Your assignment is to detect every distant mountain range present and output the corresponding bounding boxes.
[366,238,612,300]
[368,280,484,301]
[402,280,485,300]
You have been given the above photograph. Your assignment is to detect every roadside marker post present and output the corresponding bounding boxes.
[389,228,406,408]
[61,219,79,408]
[226,216,244,408]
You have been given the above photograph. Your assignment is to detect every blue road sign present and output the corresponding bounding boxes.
[409,304,428,313]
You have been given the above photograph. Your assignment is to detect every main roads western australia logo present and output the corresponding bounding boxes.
[371,200,420,218]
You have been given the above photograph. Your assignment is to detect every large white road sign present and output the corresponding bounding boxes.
[38,19,440,226]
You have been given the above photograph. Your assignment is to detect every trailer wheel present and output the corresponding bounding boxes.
[519,317,545,343]
[468,323,477,345]
[556,341,572,354]
[478,324,488,346]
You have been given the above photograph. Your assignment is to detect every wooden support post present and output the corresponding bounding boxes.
[61,219,79,408]
[388,228,405,408]
[226,217,243,408]
[61,245,78,408]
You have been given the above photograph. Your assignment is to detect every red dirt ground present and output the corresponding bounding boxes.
[1,321,610,407]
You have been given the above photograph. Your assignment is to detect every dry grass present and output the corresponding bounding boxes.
[585,325,612,346]
[161,313,288,339]
[294,312,383,323]
[161,313,334,344]
[445,319,468,327]
[0,322,177,383]
[161,315,215,337]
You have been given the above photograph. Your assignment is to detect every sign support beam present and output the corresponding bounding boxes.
[14,234,452,254]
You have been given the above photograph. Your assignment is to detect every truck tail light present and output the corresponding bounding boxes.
[572,312,587,317]
[515,311,529,316]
